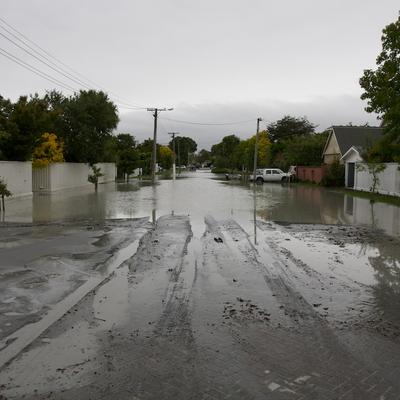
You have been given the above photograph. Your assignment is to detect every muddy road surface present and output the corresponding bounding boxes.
[1,172,400,399]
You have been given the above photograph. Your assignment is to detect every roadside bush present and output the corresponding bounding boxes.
[321,161,345,187]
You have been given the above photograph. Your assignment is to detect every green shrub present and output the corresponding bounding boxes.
[321,161,345,187]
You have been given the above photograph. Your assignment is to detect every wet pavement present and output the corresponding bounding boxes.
[0,171,400,399]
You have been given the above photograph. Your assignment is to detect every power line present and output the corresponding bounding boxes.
[160,117,256,126]
[0,47,76,92]
[0,16,147,110]
[0,31,95,90]
[0,46,145,110]
[0,23,94,91]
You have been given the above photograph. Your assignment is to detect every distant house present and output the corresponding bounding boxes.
[322,126,383,165]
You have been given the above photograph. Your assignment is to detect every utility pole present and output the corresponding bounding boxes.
[177,139,180,175]
[147,107,174,183]
[168,132,179,180]
[253,117,263,184]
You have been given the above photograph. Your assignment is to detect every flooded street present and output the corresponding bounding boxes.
[1,171,400,399]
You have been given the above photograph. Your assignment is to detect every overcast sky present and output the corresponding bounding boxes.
[1,1,398,149]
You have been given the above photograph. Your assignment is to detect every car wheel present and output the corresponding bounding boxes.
[256,177,264,184]
[281,176,287,183]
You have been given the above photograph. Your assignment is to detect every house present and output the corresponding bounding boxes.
[322,126,383,165]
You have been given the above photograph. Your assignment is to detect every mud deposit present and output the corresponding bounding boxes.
[0,212,399,400]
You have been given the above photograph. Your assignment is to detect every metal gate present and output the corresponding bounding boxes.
[32,166,50,192]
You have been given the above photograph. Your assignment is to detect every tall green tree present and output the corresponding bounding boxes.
[360,15,400,161]
[196,149,212,165]
[62,90,119,164]
[168,136,197,165]
[115,134,139,178]
[0,96,15,160]
[273,133,328,170]
[1,95,53,160]
[211,134,241,169]
[267,115,316,142]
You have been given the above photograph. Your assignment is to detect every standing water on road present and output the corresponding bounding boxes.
[3,170,400,237]
[1,170,400,400]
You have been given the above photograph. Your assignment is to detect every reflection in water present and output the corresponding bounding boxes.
[253,187,257,245]
[367,240,400,324]
[340,195,400,237]
[3,172,400,238]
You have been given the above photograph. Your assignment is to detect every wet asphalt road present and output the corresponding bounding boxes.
[0,172,400,399]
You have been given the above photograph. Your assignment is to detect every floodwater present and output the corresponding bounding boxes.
[3,170,400,237]
[1,171,400,399]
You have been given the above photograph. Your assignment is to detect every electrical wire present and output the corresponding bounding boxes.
[0,47,76,92]
[160,117,256,126]
[0,16,147,109]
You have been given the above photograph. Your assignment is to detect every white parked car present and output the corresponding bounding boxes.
[250,168,291,183]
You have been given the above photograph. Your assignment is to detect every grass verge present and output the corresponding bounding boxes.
[340,188,400,206]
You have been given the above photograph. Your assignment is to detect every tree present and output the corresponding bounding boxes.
[356,147,387,193]
[137,138,154,175]
[0,177,11,212]
[62,90,119,164]
[357,162,386,193]
[169,136,197,165]
[196,149,211,165]
[32,132,64,168]
[233,131,271,171]
[360,15,400,161]
[211,135,241,170]
[1,94,53,160]
[271,133,327,170]
[118,148,140,179]
[88,165,104,191]
[0,96,14,160]
[158,146,174,170]
[112,134,139,179]
[267,115,316,142]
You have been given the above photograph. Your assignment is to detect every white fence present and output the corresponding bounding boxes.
[354,162,400,197]
[32,163,116,192]
[0,161,32,197]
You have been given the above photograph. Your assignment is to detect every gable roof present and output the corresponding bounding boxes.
[330,126,383,156]
[340,145,362,161]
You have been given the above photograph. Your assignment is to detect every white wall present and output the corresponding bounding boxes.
[33,163,116,192]
[354,162,400,197]
[0,161,32,197]
[97,163,116,184]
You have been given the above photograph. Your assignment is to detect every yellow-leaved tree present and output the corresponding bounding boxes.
[158,145,174,170]
[244,130,271,168]
[32,133,64,168]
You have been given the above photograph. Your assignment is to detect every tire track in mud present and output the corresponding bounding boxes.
[79,215,201,400]
[0,215,201,400]
[213,217,399,400]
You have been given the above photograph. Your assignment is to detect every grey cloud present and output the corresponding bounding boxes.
[117,95,379,150]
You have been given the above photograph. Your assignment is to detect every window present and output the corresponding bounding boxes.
[265,170,272,174]
[272,170,280,174]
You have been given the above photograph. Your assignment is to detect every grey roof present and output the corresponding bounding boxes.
[331,126,383,156]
